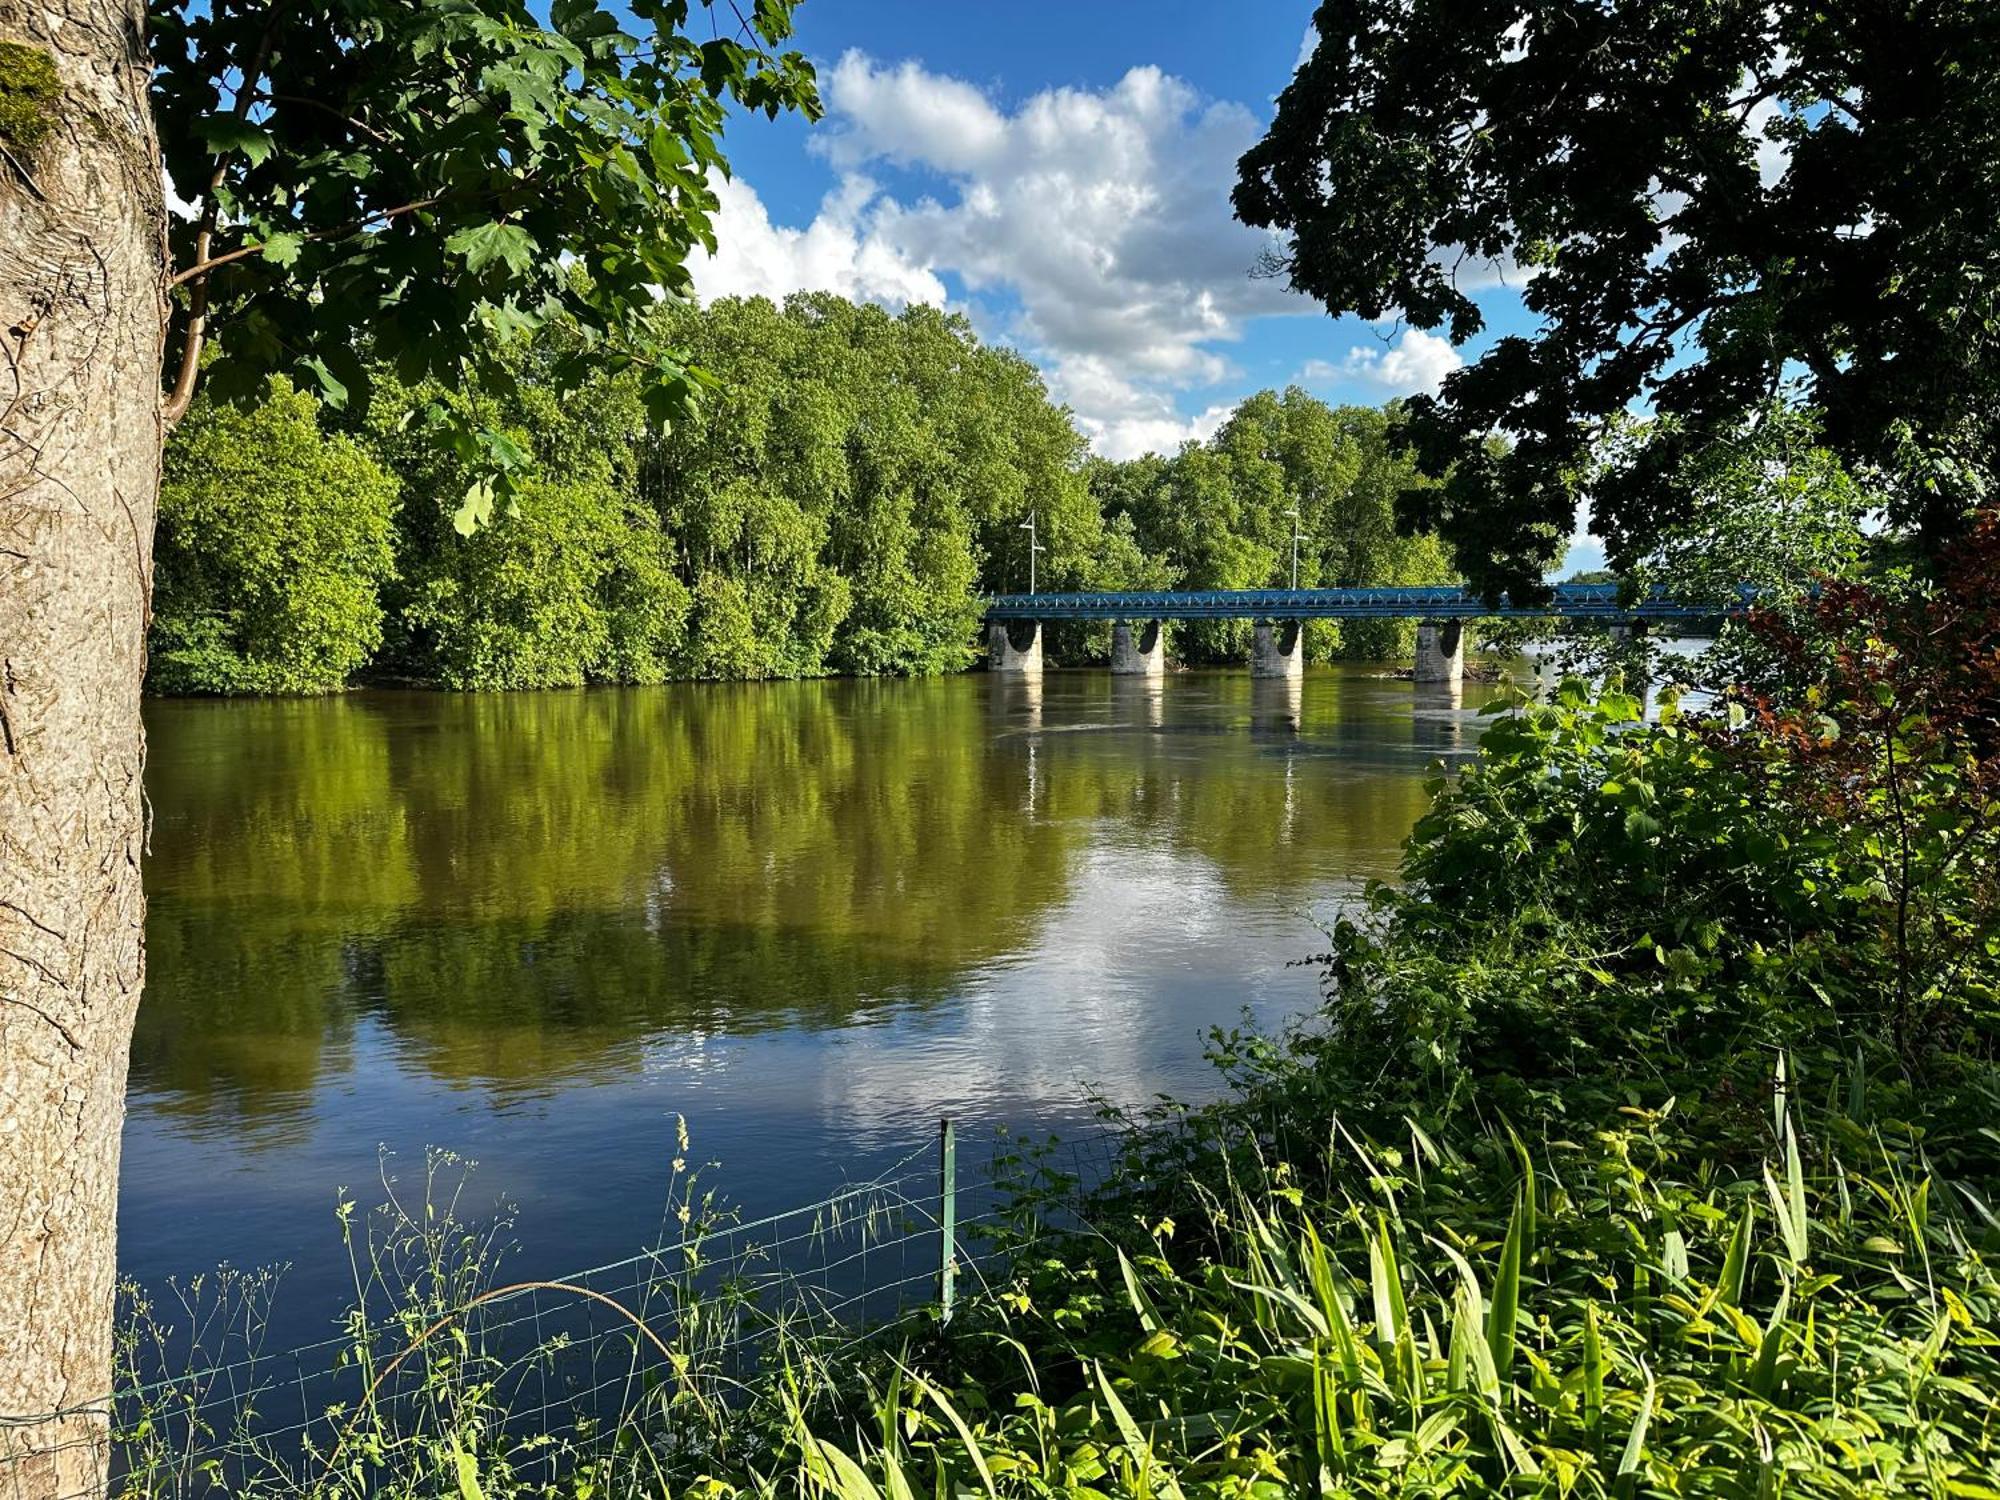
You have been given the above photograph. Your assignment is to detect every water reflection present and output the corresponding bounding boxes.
[126,669,1501,1305]
[1249,676,1303,739]
[1411,680,1469,757]
[1109,675,1166,730]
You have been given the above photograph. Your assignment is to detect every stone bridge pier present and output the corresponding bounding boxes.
[988,619,1043,675]
[1110,620,1166,677]
[1251,620,1304,679]
[1414,619,1465,685]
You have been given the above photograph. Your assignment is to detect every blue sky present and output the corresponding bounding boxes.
[691,0,1599,571]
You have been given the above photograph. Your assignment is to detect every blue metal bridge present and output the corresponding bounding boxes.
[982,582,1738,624]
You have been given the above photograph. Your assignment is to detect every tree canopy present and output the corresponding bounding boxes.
[1090,391,1452,660]
[1237,0,2000,595]
[152,0,819,528]
[153,379,399,693]
[152,297,1459,691]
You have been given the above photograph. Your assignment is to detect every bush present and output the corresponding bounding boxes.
[152,382,398,694]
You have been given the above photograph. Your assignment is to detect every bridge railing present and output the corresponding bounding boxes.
[981,583,1744,623]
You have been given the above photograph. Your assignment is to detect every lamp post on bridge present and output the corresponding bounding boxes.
[1286,507,1301,590]
[1020,510,1044,594]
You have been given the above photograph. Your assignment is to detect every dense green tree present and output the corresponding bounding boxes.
[1614,406,1872,608]
[401,477,690,690]
[1238,1,2000,595]
[651,295,1110,675]
[1092,389,1454,661]
[157,314,1465,692]
[153,380,398,694]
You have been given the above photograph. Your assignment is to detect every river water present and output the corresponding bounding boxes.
[122,667,1499,1344]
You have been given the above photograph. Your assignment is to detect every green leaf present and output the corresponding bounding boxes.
[454,476,496,536]
[1615,1361,1656,1498]
[445,221,540,276]
[448,1436,485,1500]
[1717,1203,1754,1308]
[300,355,349,409]
[1116,1247,1161,1333]
[1581,1301,1605,1429]
[260,230,305,268]
[197,116,275,165]
[1486,1187,1525,1383]
[1624,807,1663,841]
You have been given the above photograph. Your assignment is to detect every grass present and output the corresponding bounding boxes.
[735,1077,2000,1499]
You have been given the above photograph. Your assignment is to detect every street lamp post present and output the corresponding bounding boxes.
[1020,511,1045,594]
[1287,507,1302,590]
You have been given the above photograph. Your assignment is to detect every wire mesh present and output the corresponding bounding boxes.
[1,1120,1130,1499]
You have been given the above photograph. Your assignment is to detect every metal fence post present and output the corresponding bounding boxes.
[938,1117,957,1323]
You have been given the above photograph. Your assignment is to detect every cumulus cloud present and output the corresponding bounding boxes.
[1334,328,1462,396]
[690,51,1310,457]
[688,174,947,310]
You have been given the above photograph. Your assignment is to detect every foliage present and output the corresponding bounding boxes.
[154,0,819,529]
[1089,391,1454,662]
[1240,1,2000,594]
[110,1085,2000,1499]
[1617,407,1875,611]
[153,380,398,694]
[645,294,1089,677]
[749,1090,2000,1500]
[1490,405,1877,690]
[1740,523,2000,1060]
[156,301,1465,690]
[1302,660,1997,1124]
[400,476,689,691]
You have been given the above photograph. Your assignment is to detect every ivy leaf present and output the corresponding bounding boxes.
[445,222,539,277]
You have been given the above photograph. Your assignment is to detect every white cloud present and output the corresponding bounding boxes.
[1055,355,1233,459]
[688,174,947,310]
[691,51,1311,457]
[1336,328,1462,395]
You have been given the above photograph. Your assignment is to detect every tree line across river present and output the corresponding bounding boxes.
[152,291,1454,695]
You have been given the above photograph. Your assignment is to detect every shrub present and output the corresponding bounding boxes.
[152,382,398,694]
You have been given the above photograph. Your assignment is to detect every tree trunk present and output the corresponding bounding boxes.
[0,0,163,1494]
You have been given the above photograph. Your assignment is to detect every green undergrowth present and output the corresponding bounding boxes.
[728,1087,2000,1498]
[660,649,2000,1495]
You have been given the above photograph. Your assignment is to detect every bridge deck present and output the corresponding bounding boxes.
[983,583,1736,623]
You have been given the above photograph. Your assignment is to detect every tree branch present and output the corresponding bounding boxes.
[166,195,448,289]
[163,14,284,427]
[262,91,393,144]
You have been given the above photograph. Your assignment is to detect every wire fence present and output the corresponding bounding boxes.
[1,1120,1128,1500]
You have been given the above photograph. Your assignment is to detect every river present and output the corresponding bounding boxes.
[121,666,1501,1347]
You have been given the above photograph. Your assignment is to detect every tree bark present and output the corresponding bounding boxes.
[0,0,163,1494]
